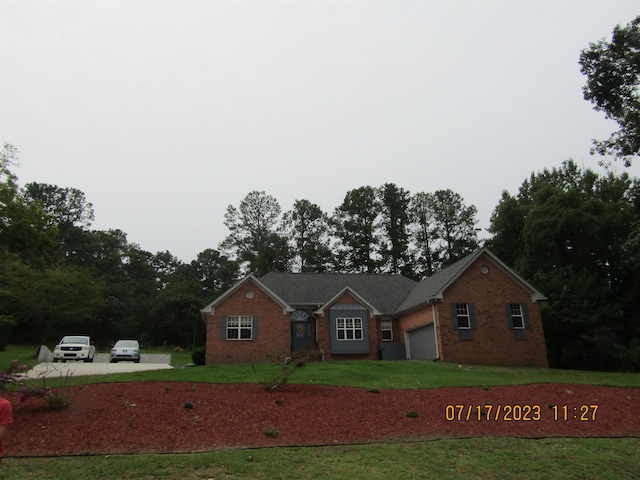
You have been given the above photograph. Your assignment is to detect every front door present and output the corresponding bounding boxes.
[290,310,313,352]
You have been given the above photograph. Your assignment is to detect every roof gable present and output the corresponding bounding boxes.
[397,248,547,314]
[200,274,294,317]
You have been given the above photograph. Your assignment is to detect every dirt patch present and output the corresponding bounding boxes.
[3,382,639,457]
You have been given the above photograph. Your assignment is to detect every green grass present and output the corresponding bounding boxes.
[2,346,640,479]
[0,438,638,480]
[34,358,640,389]
[0,345,42,371]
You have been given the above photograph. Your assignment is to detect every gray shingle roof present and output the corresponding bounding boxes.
[260,272,418,315]
[395,250,482,313]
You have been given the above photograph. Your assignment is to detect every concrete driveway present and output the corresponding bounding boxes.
[26,353,174,378]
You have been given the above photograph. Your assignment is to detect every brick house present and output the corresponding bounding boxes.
[201,248,549,367]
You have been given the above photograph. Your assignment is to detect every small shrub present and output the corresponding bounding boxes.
[406,410,419,418]
[165,385,171,392]
[191,347,206,366]
[184,401,194,409]
[367,388,380,394]
[275,399,282,405]
[263,427,279,438]
[4,360,75,410]
[261,349,321,391]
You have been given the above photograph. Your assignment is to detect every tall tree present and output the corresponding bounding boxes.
[378,184,412,276]
[410,192,439,278]
[580,15,640,166]
[23,182,94,259]
[331,186,382,273]
[283,199,332,272]
[220,191,289,276]
[182,248,239,298]
[430,189,480,266]
[488,160,640,371]
[0,144,57,265]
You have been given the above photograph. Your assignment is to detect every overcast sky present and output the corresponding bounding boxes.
[1,1,639,263]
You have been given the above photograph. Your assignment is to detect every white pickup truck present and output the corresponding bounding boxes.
[52,336,96,363]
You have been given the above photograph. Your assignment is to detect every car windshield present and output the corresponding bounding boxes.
[61,336,89,345]
[115,340,138,348]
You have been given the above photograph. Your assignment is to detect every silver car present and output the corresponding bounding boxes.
[110,339,141,363]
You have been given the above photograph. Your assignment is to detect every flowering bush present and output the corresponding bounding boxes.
[0,359,27,392]
[1,359,73,410]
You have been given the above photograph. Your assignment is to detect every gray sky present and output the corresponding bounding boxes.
[1,0,639,263]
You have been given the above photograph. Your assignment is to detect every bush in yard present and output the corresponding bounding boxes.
[191,346,206,365]
[260,349,322,392]
[1,359,74,410]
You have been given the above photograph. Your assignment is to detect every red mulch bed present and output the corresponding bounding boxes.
[3,382,639,457]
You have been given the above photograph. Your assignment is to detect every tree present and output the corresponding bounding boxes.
[0,144,57,265]
[331,186,382,273]
[430,189,480,266]
[488,160,640,371]
[0,255,103,345]
[220,191,289,276]
[182,248,239,298]
[410,192,439,278]
[378,184,413,276]
[580,15,640,166]
[23,182,94,259]
[283,199,332,272]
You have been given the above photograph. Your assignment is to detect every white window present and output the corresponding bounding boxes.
[226,316,253,340]
[456,304,471,329]
[381,319,393,341]
[510,304,525,329]
[336,317,363,341]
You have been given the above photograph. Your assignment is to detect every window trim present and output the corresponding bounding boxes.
[226,315,254,340]
[509,304,525,330]
[336,317,363,341]
[455,304,471,330]
[381,319,393,341]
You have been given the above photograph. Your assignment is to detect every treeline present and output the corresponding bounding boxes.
[220,185,480,278]
[0,144,479,350]
[2,144,640,371]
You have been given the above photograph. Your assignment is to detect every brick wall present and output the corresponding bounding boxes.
[434,256,549,367]
[205,279,291,364]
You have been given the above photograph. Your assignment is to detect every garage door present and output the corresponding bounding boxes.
[406,324,438,360]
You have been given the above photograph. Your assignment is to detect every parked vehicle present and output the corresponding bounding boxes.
[52,336,96,363]
[110,339,141,363]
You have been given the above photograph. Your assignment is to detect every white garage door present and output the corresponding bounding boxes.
[406,324,438,360]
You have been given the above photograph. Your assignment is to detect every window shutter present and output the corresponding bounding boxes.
[252,316,259,341]
[221,316,227,341]
[469,304,477,330]
[506,304,514,330]
[450,304,459,329]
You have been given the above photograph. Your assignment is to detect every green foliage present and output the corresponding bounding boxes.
[488,160,640,370]
[221,190,289,275]
[580,15,640,165]
[332,186,382,273]
[262,426,279,438]
[406,410,419,418]
[282,199,333,272]
[191,346,206,365]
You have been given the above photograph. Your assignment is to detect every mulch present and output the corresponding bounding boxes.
[2,382,639,456]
